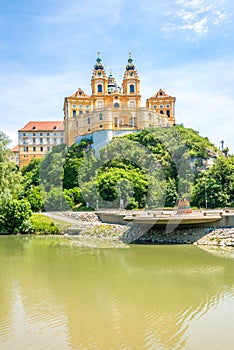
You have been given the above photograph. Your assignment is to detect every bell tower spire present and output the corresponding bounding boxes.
[91,52,108,109]
[122,52,141,108]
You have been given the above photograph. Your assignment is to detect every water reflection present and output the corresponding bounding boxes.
[1,236,234,349]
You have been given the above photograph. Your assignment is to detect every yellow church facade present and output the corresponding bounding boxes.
[64,53,176,147]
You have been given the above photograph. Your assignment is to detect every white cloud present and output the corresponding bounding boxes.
[163,0,230,37]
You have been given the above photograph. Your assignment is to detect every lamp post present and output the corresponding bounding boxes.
[221,140,224,151]
[204,180,208,209]
[119,198,124,210]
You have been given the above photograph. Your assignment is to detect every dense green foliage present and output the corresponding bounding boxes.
[63,140,93,189]
[0,131,32,233]
[0,199,32,234]
[21,158,44,211]
[1,124,233,235]
[191,156,234,208]
[20,126,233,211]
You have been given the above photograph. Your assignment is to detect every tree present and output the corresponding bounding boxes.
[0,131,32,234]
[64,187,85,209]
[0,131,22,200]
[192,157,234,208]
[0,199,32,234]
[40,144,67,192]
[27,186,45,212]
[63,140,93,189]
[21,158,42,187]
[44,187,70,211]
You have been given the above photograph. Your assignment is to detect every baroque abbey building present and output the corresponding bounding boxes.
[64,53,176,148]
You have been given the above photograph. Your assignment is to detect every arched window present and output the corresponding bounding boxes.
[97,84,102,93]
[72,110,76,118]
[99,113,103,120]
[160,110,164,114]
[166,110,170,118]
[98,101,103,108]
[129,84,135,93]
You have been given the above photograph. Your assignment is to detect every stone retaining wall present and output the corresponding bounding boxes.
[122,225,234,246]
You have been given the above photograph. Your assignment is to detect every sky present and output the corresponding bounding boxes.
[0,0,234,153]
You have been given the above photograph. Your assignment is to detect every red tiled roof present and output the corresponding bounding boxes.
[19,121,64,132]
[12,144,19,152]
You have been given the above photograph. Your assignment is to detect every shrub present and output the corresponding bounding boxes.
[31,214,60,235]
[0,199,32,234]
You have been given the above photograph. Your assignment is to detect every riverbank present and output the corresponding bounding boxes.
[38,212,234,247]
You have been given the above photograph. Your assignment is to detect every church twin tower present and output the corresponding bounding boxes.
[64,53,176,146]
[91,52,141,110]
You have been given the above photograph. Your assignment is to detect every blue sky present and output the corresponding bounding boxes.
[0,0,234,153]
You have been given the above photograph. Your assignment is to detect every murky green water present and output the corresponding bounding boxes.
[1,236,234,350]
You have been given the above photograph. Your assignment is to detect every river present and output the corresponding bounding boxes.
[1,235,234,350]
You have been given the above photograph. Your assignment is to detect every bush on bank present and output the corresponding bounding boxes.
[0,199,32,234]
[30,214,60,235]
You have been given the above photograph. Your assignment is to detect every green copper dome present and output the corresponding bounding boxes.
[126,52,135,71]
[94,52,104,70]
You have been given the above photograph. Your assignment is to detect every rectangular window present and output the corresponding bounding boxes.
[54,138,57,143]
[61,133,63,136]
[88,117,90,124]
[60,138,64,143]
[40,138,43,144]
[33,133,36,136]
[73,110,76,118]
[40,146,43,152]
[47,138,50,144]
[23,140,27,144]
[23,147,28,152]
[33,138,36,144]
[33,147,36,152]
[47,132,50,136]
[47,146,50,152]
[40,132,43,136]
[23,132,27,136]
